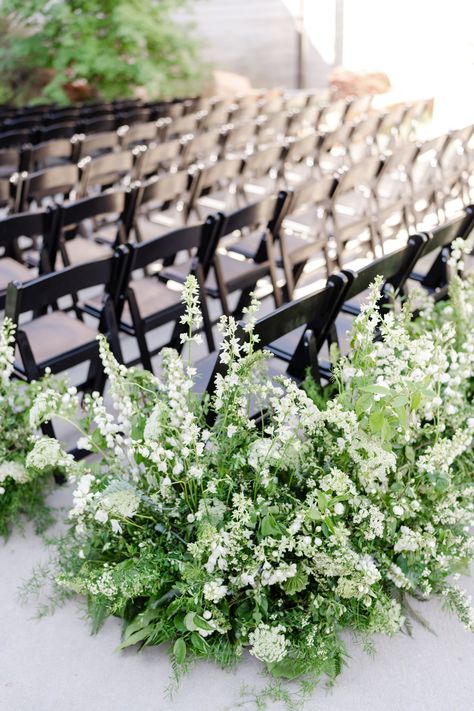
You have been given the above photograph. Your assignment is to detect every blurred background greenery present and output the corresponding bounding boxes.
[0,0,207,106]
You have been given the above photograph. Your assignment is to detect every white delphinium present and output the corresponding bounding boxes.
[179,274,203,349]
[0,317,16,386]
[97,336,136,434]
[29,385,78,429]
[248,623,288,664]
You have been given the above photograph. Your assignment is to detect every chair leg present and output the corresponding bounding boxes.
[85,354,107,395]
[233,287,254,319]
[134,326,154,372]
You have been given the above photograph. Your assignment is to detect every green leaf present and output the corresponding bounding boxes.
[184,612,197,632]
[190,631,208,654]
[268,656,308,679]
[369,408,385,433]
[193,616,213,632]
[317,491,329,512]
[283,568,309,595]
[306,507,322,521]
[173,638,187,664]
[117,623,154,650]
[260,515,280,537]
[361,384,391,396]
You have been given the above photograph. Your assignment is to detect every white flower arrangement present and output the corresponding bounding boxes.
[0,319,72,537]
[25,268,474,689]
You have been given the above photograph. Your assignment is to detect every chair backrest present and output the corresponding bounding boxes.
[218,192,288,242]
[0,130,31,149]
[33,122,77,143]
[119,121,159,149]
[5,251,125,321]
[286,105,321,136]
[344,94,373,123]
[190,156,243,198]
[26,138,73,170]
[349,114,382,153]
[418,207,474,259]
[3,116,40,132]
[125,216,221,277]
[20,164,80,209]
[134,171,190,212]
[72,131,120,161]
[284,132,319,165]
[411,206,474,291]
[256,113,288,143]
[286,174,338,217]
[76,116,116,134]
[341,233,427,303]
[378,142,420,181]
[253,273,345,348]
[223,121,256,154]
[182,128,222,166]
[199,103,230,130]
[334,156,381,195]
[0,146,20,173]
[134,139,183,178]
[43,108,80,125]
[319,123,354,154]
[79,150,134,193]
[241,144,283,179]
[165,113,199,140]
[0,209,52,258]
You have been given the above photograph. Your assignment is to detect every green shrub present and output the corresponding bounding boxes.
[0,0,206,106]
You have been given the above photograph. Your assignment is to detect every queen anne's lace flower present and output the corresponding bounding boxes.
[248,623,288,664]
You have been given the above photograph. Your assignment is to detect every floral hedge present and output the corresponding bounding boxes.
[3,242,474,697]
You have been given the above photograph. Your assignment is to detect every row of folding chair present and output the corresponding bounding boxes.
[1,135,471,323]
[4,202,473,411]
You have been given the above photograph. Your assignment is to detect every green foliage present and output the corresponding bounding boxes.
[21,263,474,706]
[0,0,206,106]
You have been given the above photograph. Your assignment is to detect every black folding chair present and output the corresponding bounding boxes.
[5,251,126,392]
[198,273,348,402]
[131,171,191,241]
[18,163,80,212]
[25,138,74,171]
[0,210,54,307]
[118,121,159,150]
[161,193,289,318]
[46,189,134,268]
[133,139,183,179]
[71,131,120,162]
[78,150,135,196]
[115,216,222,371]
[409,206,474,298]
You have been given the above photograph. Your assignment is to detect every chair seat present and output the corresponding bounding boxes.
[207,254,269,296]
[121,278,182,327]
[161,253,269,297]
[62,237,112,266]
[195,190,239,219]
[283,209,324,235]
[15,311,98,369]
[227,231,323,266]
[0,257,33,291]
